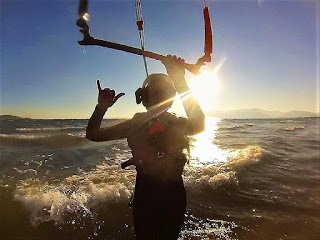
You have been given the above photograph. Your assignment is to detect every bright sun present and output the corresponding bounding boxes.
[187,68,220,111]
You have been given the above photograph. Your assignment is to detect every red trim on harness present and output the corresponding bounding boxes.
[148,121,166,134]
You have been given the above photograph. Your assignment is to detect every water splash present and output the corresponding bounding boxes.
[14,165,135,226]
[180,213,238,240]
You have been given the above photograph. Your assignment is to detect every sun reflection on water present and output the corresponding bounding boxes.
[189,117,230,167]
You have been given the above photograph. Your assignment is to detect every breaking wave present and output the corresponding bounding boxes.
[0,133,88,148]
[184,146,263,191]
[219,125,245,131]
[16,126,85,131]
[13,145,263,226]
[282,126,305,131]
[218,124,254,131]
[14,164,135,226]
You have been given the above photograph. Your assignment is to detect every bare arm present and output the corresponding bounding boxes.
[163,55,205,135]
[86,105,131,141]
[86,80,128,142]
[174,78,205,135]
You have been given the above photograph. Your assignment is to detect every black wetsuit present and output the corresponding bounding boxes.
[131,174,186,240]
[127,112,188,240]
[87,108,188,240]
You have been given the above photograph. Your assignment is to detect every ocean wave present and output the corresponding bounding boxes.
[218,124,254,131]
[184,146,263,192]
[218,125,245,131]
[0,133,88,148]
[13,145,263,226]
[227,145,262,170]
[16,126,85,131]
[282,126,305,131]
[184,167,238,192]
[14,164,135,226]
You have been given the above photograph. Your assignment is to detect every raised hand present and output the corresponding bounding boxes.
[162,55,187,92]
[161,55,185,85]
[97,80,125,110]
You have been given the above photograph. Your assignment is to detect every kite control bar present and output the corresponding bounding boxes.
[76,0,212,75]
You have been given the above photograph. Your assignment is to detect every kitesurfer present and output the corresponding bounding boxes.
[86,55,205,239]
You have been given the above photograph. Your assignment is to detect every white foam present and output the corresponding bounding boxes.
[283,126,305,131]
[14,168,38,175]
[184,146,263,191]
[0,133,40,139]
[228,145,262,169]
[14,164,135,226]
[16,127,84,131]
[13,139,263,226]
[184,166,238,192]
[180,213,238,240]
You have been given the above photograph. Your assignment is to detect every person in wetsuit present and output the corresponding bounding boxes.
[86,55,205,240]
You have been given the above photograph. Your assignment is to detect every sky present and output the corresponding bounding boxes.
[1,0,319,119]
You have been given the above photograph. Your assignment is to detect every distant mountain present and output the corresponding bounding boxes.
[0,115,31,120]
[284,110,319,118]
[207,109,319,119]
[1,111,319,120]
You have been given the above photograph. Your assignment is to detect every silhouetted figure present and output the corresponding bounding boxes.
[86,55,205,239]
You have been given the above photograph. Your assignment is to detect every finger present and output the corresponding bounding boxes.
[166,54,173,61]
[114,93,125,102]
[110,90,115,99]
[102,88,110,98]
[162,55,172,65]
[177,57,185,64]
[97,80,102,91]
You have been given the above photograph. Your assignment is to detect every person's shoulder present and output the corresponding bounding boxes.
[166,112,187,124]
[132,112,145,119]
[130,112,147,126]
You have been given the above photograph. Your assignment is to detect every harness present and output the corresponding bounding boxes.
[124,113,188,172]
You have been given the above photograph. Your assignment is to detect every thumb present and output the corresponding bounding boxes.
[114,93,125,102]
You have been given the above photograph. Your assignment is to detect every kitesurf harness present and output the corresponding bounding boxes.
[76,0,213,75]
[124,112,189,169]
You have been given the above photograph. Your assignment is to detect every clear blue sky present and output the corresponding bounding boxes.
[1,0,319,119]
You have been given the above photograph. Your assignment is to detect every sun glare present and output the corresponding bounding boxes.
[189,117,230,166]
[188,68,220,111]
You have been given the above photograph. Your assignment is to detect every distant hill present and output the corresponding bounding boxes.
[0,115,31,120]
[207,109,319,119]
[284,110,319,118]
[1,110,319,120]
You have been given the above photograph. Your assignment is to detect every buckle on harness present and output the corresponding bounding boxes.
[157,152,165,158]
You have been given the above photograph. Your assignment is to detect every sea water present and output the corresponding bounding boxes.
[0,117,319,239]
